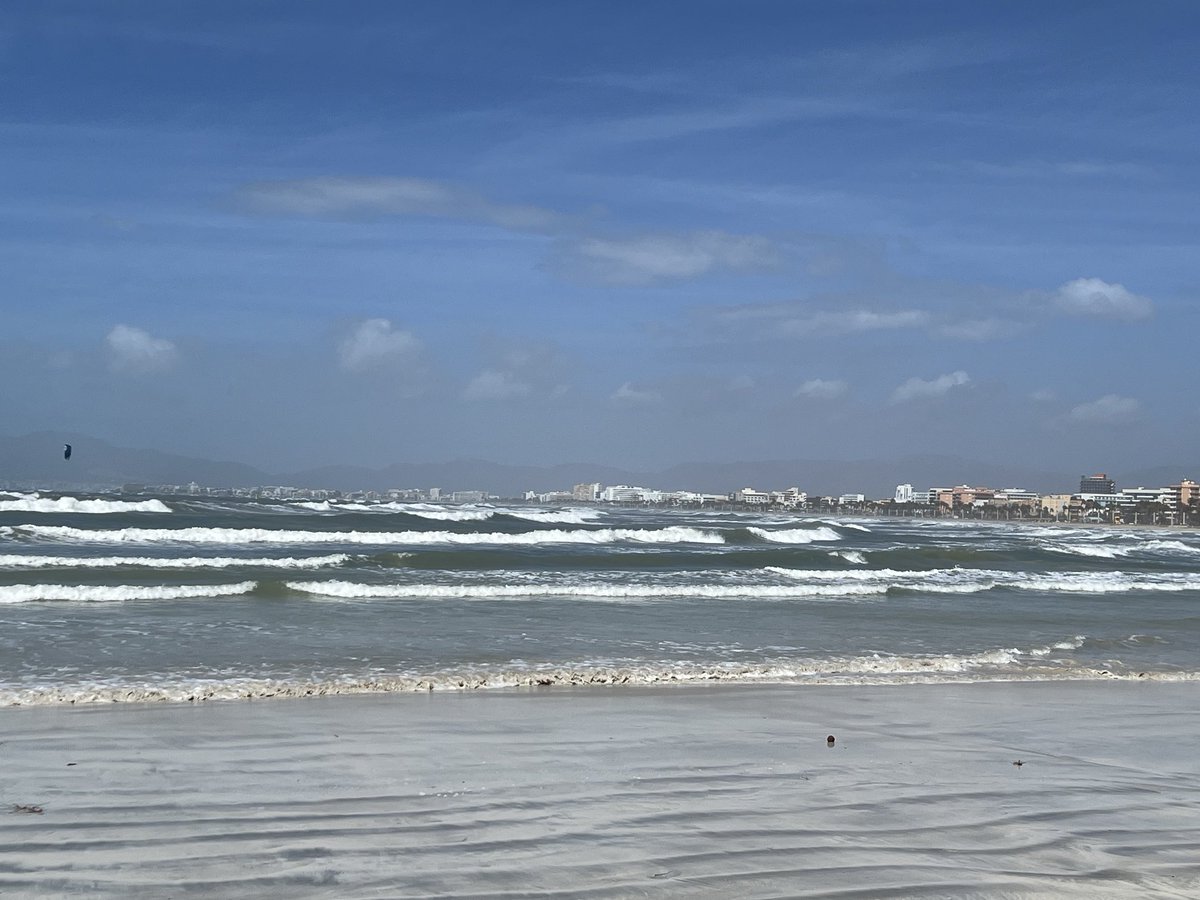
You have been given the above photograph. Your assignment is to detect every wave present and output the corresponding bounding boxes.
[1048,538,1200,559]
[4,640,1189,706]
[286,564,1200,601]
[747,526,842,544]
[0,554,350,569]
[0,496,172,514]
[504,508,603,524]
[828,550,868,565]
[1046,543,1131,558]
[0,581,257,604]
[285,579,888,601]
[1141,539,1200,554]
[823,520,872,532]
[289,501,602,525]
[767,566,1200,594]
[10,524,724,546]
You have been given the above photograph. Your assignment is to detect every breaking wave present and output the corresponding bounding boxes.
[11,524,723,546]
[828,550,868,565]
[0,554,350,569]
[288,502,601,525]
[3,638,1190,706]
[766,566,1200,594]
[0,496,171,514]
[0,581,257,604]
[285,579,886,601]
[747,526,842,543]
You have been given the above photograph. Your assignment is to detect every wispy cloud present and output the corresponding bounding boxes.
[106,324,178,372]
[1052,278,1153,320]
[891,370,970,403]
[611,382,663,405]
[237,176,562,233]
[462,369,533,401]
[554,231,777,285]
[1068,394,1141,423]
[338,319,420,371]
[780,309,928,337]
[795,378,849,400]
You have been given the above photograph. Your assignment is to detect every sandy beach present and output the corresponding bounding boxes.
[2,683,1198,898]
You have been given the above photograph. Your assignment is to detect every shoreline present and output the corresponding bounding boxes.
[4,665,1197,709]
[2,681,1197,897]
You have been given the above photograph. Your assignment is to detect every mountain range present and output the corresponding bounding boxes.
[1,431,1194,499]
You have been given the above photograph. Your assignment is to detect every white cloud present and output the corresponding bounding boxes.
[1030,388,1057,403]
[237,176,560,232]
[891,370,970,403]
[106,324,178,372]
[559,231,776,285]
[795,378,849,400]
[780,309,928,337]
[1068,394,1141,423]
[611,382,664,405]
[1053,278,1152,320]
[462,370,532,401]
[338,319,420,371]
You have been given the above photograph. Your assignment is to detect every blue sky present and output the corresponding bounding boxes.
[2,1,1197,473]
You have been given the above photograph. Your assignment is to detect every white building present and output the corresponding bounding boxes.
[994,488,1039,503]
[601,485,649,502]
[774,487,807,507]
[894,483,914,503]
[839,493,866,505]
[736,487,771,504]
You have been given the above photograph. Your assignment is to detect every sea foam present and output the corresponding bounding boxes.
[13,524,723,546]
[0,554,350,569]
[0,496,171,514]
[285,579,887,601]
[2,639,1185,706]
[0,581,257,604]
[748,526,842,543]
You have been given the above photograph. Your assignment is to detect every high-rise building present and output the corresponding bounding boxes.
[1079,473,1116,494]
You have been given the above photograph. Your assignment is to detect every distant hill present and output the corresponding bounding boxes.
[1,431,1192,498]
[0,431,270,491]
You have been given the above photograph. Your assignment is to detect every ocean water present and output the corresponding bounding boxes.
[2,492,1200,706]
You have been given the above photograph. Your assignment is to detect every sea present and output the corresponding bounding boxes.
[2,491,1199,706]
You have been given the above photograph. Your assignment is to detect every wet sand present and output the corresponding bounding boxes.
[2,682,1198,898]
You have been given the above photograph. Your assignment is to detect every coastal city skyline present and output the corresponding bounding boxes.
[14,464,1192,526]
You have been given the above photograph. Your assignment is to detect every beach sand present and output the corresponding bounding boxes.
[2,683,1198,898]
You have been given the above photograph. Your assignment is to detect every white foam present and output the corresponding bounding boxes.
[0,554,350,569]
[828,550,868,565]
[505,508,603,524]
[1141,539,1200,554]
[1029,635,1088,657]
[748,526,842,543]
[1047,543,1131,558]
[829,521,873,532]
[285,579,887,601]
[16,524,724,546]
[0,581,257,604]
[766,566,1200,595]
[6,648,1190,706]
[0,497,171,514]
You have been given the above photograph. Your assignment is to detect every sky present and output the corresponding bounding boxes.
[2,1,1198,473]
